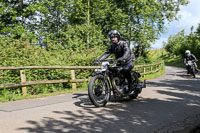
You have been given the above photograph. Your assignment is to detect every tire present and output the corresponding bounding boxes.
[192,67,196,78]
[88,75,111,107]
[129,71,140,99]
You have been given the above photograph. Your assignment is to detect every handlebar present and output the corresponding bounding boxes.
[92,58,125,71]
[92,58,127,67]
[101,58,116,63]
[92,58,116,66]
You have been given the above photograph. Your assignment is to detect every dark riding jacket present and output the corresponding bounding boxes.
[98,40,135,65]
[184,54,197,64]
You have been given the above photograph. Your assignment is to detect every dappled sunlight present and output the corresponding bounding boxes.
[16,66,200,133]
[187,103,200,107]
[17,93,199,133]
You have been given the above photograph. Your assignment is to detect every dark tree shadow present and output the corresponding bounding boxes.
[72,92,94,108]
[17,92,200,133]
[71,92,133,108]
[166,67,200,79]
[17,67,200,133]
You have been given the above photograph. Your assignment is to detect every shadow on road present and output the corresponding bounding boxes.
[17,92,200,132]
[72,92,134,108]
[166,68,200,80]
[17,67,200,133]
[17,98,200,133]
[72,93,94,108]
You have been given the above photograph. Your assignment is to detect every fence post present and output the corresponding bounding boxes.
[143,66,146,79]
[20,70,27,95]
[150,65,152,73]
[160,62,163,71]
[71,70,76,89]
[155,64,158,71]
[158,63,160,71]
[158,63,161,71]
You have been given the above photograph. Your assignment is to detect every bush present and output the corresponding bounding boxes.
[0,39,105,98]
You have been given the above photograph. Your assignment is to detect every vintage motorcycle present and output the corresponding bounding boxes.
[186,60,197,78]
[88,59,146,107]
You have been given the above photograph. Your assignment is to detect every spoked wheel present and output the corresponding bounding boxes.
[88,75,111,107]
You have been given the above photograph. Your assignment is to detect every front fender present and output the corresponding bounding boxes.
[90,72,111,92]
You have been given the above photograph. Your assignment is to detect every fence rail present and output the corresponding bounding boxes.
[0,61,164,94]
[0,66,101,70]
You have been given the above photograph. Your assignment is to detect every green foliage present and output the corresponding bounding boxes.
[0,40,104,101]
[0,0,188,102]
[164,24,200,61]
[0,0,189,52]
[164,30,187,56]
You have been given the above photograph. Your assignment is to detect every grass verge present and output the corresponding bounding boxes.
[140,63,166,81]
[0,87,88,103]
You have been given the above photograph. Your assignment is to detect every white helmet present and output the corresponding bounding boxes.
[185,50,190,55]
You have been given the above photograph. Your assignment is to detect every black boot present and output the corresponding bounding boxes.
[128,82,134,91]
[186,68,189,74]
[195,68,199,73]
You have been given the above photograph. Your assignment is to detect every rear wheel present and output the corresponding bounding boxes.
[129,72,140,99]
[88,75,111,107]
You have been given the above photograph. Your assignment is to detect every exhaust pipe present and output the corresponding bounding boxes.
[136,80,146,94]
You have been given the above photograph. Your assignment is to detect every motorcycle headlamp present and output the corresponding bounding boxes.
[101,62,109,71]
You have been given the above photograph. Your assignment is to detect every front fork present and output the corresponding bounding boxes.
[102,72,112,98]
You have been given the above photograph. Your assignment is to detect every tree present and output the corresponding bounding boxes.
[0,0,37,39]
[0,0,189,55]
[164,24,200,60]
[87,0,189,56]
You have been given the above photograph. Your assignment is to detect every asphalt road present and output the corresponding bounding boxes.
[0,66,200,133]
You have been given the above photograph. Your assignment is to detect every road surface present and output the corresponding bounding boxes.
[0,66,200,133]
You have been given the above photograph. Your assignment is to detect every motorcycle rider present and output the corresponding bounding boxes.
[93,30,136,92]
[184,50,199,73]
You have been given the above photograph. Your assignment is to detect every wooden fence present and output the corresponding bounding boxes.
[0,61,164,94]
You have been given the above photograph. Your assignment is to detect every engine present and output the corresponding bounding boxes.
[112,76,128,95]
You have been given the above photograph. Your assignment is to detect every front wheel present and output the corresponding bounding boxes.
[192,67,196,78]
[88,75,111,107]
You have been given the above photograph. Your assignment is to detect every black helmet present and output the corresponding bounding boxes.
[108,30,120,40]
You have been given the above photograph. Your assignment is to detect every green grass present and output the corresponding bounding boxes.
[141,68,165,80]
[160,51,200,69]
[149,49,187,68]
[139,63,166,81]
[147,49,166,62]
[0,87,88,103]
[160,52,185,68]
